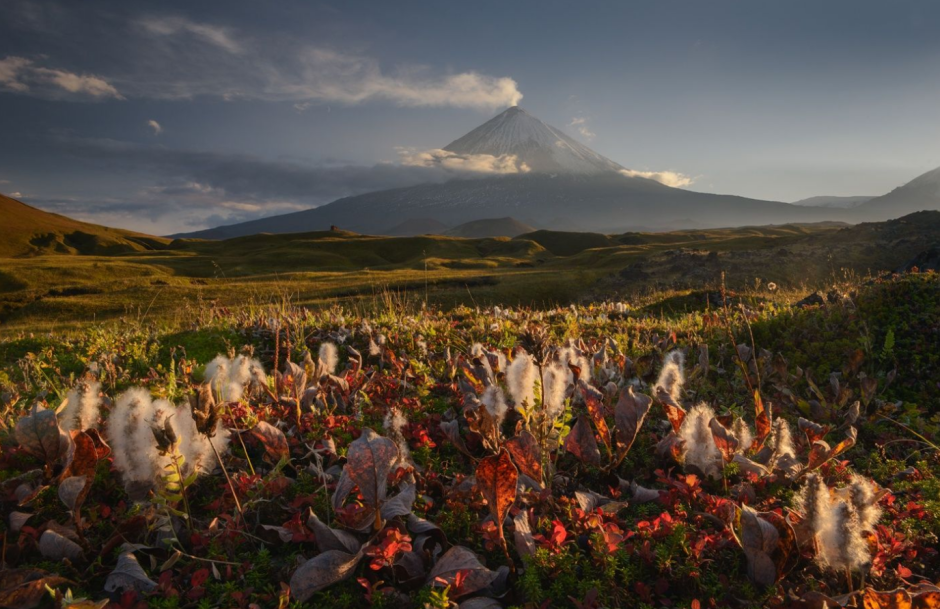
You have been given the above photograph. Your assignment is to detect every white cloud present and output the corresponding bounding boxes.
[139,16,242,54]
[147,119,162,135]
[127,16,523,109]
[10,192,23,198]
[0,55,122,99]
[568,116,596,140]
[619,168,696,188]
[397,147,530,174]
[4,11,522,109]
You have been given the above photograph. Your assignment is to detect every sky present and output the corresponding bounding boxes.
[3,0,940,235]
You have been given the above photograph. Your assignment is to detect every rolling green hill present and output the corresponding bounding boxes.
[1,196,938,333]
[0,195,170,257]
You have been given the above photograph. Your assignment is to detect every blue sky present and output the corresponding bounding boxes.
[3,0,940,234]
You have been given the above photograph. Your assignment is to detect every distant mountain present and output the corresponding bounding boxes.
[0,193,168,257]
[176,106,846,239]
[792,195,874,209]
[445,217,536,238]
[381,218,450,237]
[854,166,940,220]
[443,106,623,174]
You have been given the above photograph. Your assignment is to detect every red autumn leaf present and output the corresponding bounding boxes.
[504,429,542,483]
[475,447,518,548]
[613,387,651,466]
[861,588,913,609]
[655,386,686,434]
[753,390,772,449]
[797,417,830,444]
[708,417,738,463]
[190,568,210,589]
[579,380,611,451]
[565,416,602,466]
[805,426,857,473]
[63,429,107,479]
[0,569,70,609]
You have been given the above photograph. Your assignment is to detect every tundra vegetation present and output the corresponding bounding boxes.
[0,271,938,608]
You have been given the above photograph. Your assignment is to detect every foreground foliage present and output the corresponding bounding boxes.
[0,273,938,608]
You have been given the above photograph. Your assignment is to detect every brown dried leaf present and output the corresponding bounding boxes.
[613,387,651,464]
[290,550,363,602]
[14,405,70,464]
[104,551,157,593]
[440,419,473,457]
[250,421,290,463]
[307,512,361,554]
[476,448,518,546]
[655,430,685,463]
[58,476,90,512]
[381,483,416,520]
[732,454,771,477]
[345,428,399,513]
[504,430,542,482]
[732,506,779,587]
[39,530,83,562]
[564,416,601,466]
[427,546,498,598]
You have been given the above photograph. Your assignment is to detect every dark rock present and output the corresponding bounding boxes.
[898,246,940,273]
[795,292,825,308]
[618,264,650,280]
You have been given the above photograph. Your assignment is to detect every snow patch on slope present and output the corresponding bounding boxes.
[443,106,624,175]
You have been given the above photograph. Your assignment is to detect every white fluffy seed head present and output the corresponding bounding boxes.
[796,473,830,535]
[383,407,411,466]
[836,474,883,533]
[319,343,338,375]
[541,362,568,422]
[482,385,508,427]
[817,500,870,572]
[731,417,753,454]
[205,354,266,402]
[655,350,686,403]
[506,351,537,410]
[678,403,722,479]
[109,388,161,485]
[60,380,102,432]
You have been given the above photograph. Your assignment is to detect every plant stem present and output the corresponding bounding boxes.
[171,452,195,534]
[209,436,246,527]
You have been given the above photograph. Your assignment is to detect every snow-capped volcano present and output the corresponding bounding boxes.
[444,106,624,174]
[175,106,847,240]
